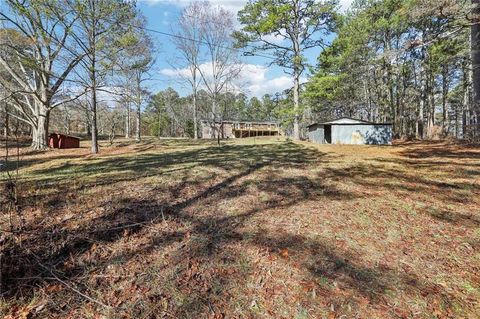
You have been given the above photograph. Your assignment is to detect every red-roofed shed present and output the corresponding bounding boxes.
[49,133,80,149]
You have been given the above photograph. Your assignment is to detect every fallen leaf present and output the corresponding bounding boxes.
[279,248,289,258]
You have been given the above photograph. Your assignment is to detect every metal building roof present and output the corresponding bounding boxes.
[307,117,392,128]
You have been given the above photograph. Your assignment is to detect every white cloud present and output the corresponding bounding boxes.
[159,68,187,78]
[160,62,306,97]
[160,62,233,85]
[339,0,354,11]
[261,33,286,45]
[238,64,307,97]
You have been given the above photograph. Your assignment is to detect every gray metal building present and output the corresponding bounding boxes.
[307,117,392,145]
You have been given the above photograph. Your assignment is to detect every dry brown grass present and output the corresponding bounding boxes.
[1,137,479,318]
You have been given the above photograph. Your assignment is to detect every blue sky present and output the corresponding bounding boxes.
[136,0,354,97]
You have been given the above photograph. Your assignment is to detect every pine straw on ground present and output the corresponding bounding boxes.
[0,137,479,318]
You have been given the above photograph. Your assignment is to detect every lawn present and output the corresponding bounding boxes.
[1,137,479,318]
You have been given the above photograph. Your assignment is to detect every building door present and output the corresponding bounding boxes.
[324,125,332,144]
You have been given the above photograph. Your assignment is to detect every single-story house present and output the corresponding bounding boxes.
[307,117,392,145]
[201,120,281,139]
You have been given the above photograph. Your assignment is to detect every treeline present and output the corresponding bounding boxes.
[144,88,293,137]
[304,0,478,140]
[32,87,293,140]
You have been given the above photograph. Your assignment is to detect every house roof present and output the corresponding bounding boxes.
[307,117,392,127]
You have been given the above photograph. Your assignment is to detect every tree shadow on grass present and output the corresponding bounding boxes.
[396,141,480,160]
[81,194,450,318]
[1,142,359,317]
[1,153,91,173]
[321,163,480,228]
[330,159,476,196]
[2,182,445,317]
[1,141,467,317]
[19,142,319,195]
[375,157,480,170]
[426,208,480,228]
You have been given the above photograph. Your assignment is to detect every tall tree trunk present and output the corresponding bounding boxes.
[211,97,216,121]
[31,106,50,150]
[293,68,300,140]
[472,0,480,137]
[364,70,373,122]
[455,101,459,138]
[441,65,449,135]
[135,75,141,142]
[90,57,99,153]
[426,70,435,137]
[463,58,471,138]
[4,104,8,137]
[212,98,218,141]
[135,104,141,142]
[387,67,396,133]
[125,102,130,138]
[384,34,396,134]
[193,87,198,139]
[91,89,99,154]
[417,83,425,140]
[291,0,301,141]
[90,0,98,154]
[85,107,91,135]
[158,109,161,138]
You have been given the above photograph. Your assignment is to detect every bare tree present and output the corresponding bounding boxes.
[113,71,133,138]
[0,63,8,138]
[117,92,132,138]
[110,14,155,142]
[65,0,134,153]
[0,2,84,150]
[127,19,154,143]
[197,3,242,139]
[172,1,207,139]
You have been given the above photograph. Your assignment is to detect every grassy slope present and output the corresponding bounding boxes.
[1,137,479,318]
